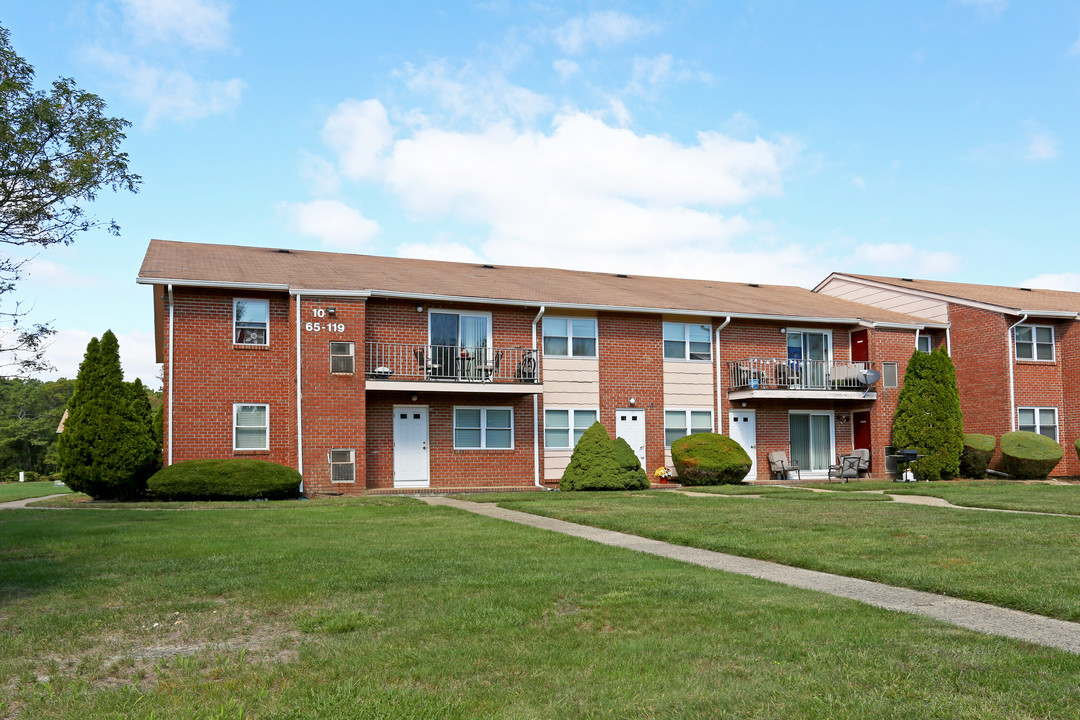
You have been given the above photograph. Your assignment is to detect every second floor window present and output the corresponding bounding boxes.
[234,299,268,345]
[663,322,711,361]
[330,342,355,374]
[543,317,597,357]
[1015,324,1054,361]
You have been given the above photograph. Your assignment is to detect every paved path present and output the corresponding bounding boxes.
[420,495,1080,654]
[0,494,68,510]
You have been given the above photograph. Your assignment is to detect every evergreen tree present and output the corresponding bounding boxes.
[561,422,628,491]
[57,331,156,499]
[892,348,964,481]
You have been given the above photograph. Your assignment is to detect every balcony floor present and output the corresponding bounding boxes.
[728,388,877,401]
[366,379,544,394]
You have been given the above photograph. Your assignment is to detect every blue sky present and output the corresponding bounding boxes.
[4,0,1080,386]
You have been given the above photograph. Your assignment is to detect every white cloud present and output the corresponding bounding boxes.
[401,60,553,128]
[298,151,341,197]
[958,0,1007,19]
[322,99,394,181]
[21,259,102,288]
[553,11,657,55]
[86,48,244,127]
[119,0,231,50]
[1019,272,1080,292]
[30,329,160,386]
[1025,123,1059,161]
[1069,30,1080,56]
[850,242,962,277]
[628,54,693,94]
[553,59,580,80]
[283,199,380,250]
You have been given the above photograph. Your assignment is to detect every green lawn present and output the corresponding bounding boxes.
[796,478,1080,515]
[0,481,70,503]
[2,498,1080,718]
[489,490,1080,621]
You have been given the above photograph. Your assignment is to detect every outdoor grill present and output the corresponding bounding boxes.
[894,448,920,463]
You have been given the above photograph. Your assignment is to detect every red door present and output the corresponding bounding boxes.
[853,411,871,457]
[851,329,869,363]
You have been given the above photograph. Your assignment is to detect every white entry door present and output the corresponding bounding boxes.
[616,410,646,469]
[394,406,429,487]
[728,410,757,478]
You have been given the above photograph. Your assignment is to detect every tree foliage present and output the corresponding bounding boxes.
[0,376,72,477]
[0,24,140,375]
[670,433,752,485]
[56,331,156,499]
[561,422,647,491]
[892,348,964,481]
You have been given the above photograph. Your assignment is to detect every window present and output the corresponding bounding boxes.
[234,299,268,345]
[789,412,833,472]
[233,404,268,450]
[663,323,711,361]
[330,342,355,374]
[545,409,598,448]
[665,410,713,447]
[543,317,597,357]
[330,449,355,483]
[1018,407,1058,441]
[883,362,898,388]
[454,407,513,449]
[1015,324,1054,361]
[917,335,931,353]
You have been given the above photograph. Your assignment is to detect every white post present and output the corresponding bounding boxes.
[19,471,25,482]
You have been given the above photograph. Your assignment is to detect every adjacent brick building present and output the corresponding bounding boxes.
[816,273,1080,475]
[138,240,944,494]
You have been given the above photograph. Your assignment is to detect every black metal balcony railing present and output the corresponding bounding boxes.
[728,358,878,392]
[365,343,540,384]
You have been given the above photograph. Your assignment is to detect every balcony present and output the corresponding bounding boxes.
[727,358,878,401]
[364,342,543,394]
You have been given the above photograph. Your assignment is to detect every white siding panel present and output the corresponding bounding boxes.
[817,278,948,323]
[663,360,714,408]
[545,450,573,480]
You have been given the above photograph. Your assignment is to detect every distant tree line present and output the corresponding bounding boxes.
[0,376,73,479]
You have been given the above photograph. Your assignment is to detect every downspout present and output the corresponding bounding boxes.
[914,328,921,352]
[532,305,546,489]
[167,284,174,467]
[946,326,952,356]
[296,294,304,492]
[714,316,732,434]
[1007,314,1029,431]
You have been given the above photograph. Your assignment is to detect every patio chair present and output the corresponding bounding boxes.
[414,347,442,379]
[851,448,870,477]
[767,451,800,482]
[828,455,861,483]
[476,350,502,382]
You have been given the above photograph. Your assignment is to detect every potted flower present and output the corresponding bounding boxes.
[653,467,672,483]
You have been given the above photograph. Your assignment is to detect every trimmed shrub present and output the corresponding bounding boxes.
[1000,431,1063,479]
[892,349,964,481]
[561,423,643,491]
[670,433,751,485]
[148,459,302,500]
[959,433,996,479]
[612,437,649,490]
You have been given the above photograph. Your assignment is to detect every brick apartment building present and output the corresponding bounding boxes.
[138,240,945,494]
[816,273,1080,475]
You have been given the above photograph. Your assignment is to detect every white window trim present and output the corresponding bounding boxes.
[662,322,713,362]
[785,328,834,363]
[1014,324,1055,362]
[329,448,356,483]
[1017,406,1058,441]
[544,407,599,449]
[428,309,494,351]
[233,403,269,451]
[330,341,355,374]
[664,409,715,447]
[787,410,835,475]
[233,298,269,346]
[454,406,515,450]
[882,361,899,388]
[542,316,598,358]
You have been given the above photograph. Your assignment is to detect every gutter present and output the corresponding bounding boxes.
[531,306,547,490]
[715,316,732,434]
[1007,314,1029,431]
[167,284,174,467]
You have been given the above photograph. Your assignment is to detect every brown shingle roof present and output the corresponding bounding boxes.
[138,239,937,325]
[841,274,1080,315]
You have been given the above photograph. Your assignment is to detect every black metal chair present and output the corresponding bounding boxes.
[828,455,861,483]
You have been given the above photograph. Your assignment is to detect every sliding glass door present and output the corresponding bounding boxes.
[787,330,830,388]
[430,311,491,378]
[789,412,833,473]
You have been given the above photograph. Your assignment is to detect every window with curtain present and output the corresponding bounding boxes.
[233,299,268,345]
[234,404,268,450]
[789,413,832,472]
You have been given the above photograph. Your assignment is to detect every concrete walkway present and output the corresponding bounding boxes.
[0,494,68,510]
[420,495,1080,655]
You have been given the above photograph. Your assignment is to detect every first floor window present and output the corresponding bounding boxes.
[665,410,713,446]
[543,317,597,357]
[1015,324,1054,361]
[330,342,355,374]
[234,404,268,450]
[917,335,931,353]
[545,409,598,448]
[234,298,269,345]
[1018,407,1058,441]
[454,407,514,449]
[663,322,712,361]
[330,449,355,483]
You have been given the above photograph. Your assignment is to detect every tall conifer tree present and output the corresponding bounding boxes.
[892,348,964,481]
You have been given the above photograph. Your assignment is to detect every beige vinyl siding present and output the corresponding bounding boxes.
[817,278,948,323]
[663,360,714,408]
[542,357,600,480]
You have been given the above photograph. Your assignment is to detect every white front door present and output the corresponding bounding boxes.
[394,406,429,487]
[728,410,757,478]
[616,410,646,468]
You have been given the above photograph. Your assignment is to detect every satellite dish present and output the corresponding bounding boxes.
[858,368,882,385]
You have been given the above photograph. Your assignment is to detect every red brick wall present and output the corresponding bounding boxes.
[865,327,917,475]
[597,312,664,472]
[1060,321,1080,475]
[164,288,296,467]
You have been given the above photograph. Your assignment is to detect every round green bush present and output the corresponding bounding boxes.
[1000,431,1063,479]
[959,433,996,479]
[561,423,645,491]
[670,433,751,485]
[148,459,302,500]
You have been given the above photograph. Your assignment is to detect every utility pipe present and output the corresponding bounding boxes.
[1007,314,1029,431]
[714,316,732,434]
[531,305,546,489]
[296,294,304,492]
[167,284,174,467]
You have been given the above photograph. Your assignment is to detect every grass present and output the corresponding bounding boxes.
[1,497,1079,718]
[487,489,1080,621]
[799,478,1080,515]
[0,481,70,503]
